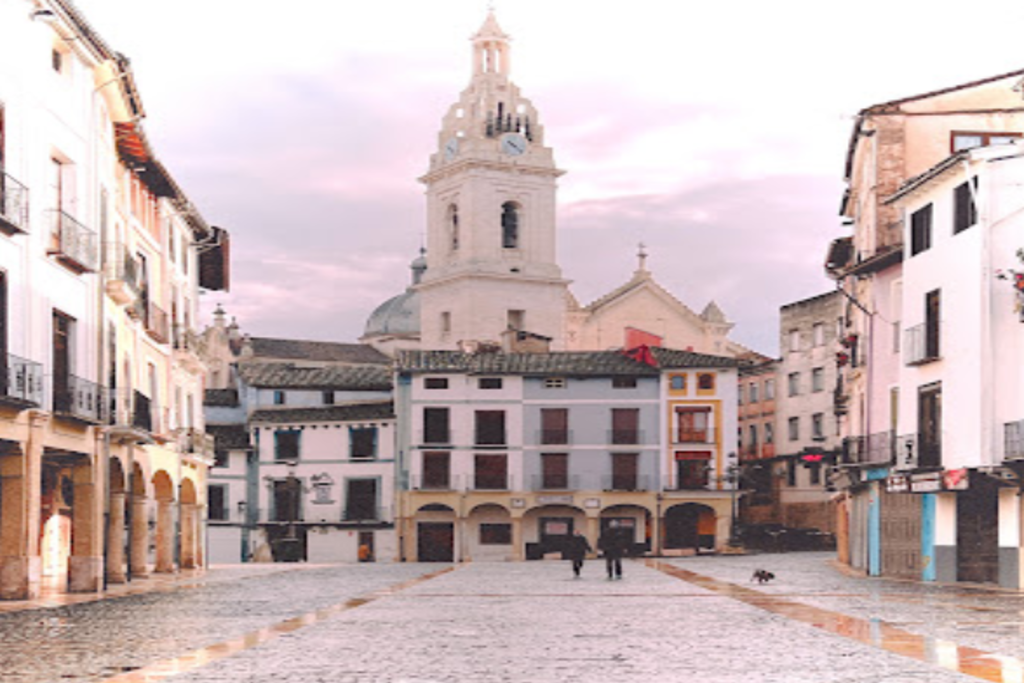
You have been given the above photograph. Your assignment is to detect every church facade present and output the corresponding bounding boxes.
[363,12,746,359]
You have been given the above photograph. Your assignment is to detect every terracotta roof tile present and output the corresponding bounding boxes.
[250,401,394,425]
[236,362,392,390]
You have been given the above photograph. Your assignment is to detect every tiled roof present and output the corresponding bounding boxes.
[236,362,393,390]
[396,348,741,376]
[250,401,394,425]
[204,389,239,407]
[206,424,250,450]
[246,337,390,365]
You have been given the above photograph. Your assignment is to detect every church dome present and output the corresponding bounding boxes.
[363,290,420,338]
[362,251,425,339]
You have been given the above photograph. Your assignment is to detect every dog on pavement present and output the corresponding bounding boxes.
[751,569,775,584]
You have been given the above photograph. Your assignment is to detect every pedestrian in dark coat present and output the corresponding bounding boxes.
[565,530,592,578]
[598,524,628,580]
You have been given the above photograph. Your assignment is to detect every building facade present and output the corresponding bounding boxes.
[394,347,740,562]
[0,0,227,599]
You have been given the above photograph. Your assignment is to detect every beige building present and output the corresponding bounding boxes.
[0,0,227,599]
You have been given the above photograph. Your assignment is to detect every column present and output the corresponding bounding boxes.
[652,510,663,557]
[105,492,126,583]
[180,503,196,569]
[0,413,45,600]
[511,516,523,561]
[154,499,175,573]
[68,458,103,593]
[130,497,148,578]
[586,514,600,555]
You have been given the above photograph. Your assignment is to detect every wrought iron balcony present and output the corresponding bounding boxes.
[103,243,140,306]
[177,427,215,460]
[341,506,386,522]
[47,210,98,273]
[538,429,572,445]
[0,172,29,235]
[1005,420,1024,460]
[672,427,716,445]
[173,324,200,352]
[145,301,170,343]
[530,474,582,491]
[840,431,894,466]
[409,474,457,491]
[904,322,941,366]
[609,429,644,445]
[53,374,107,424]
[602,474,651,492]
[0,354,43,408]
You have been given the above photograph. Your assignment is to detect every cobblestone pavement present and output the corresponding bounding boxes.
[5,553,1024,682]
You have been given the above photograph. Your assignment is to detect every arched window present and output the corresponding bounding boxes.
[448,204,459,251]
[501,202,519,249]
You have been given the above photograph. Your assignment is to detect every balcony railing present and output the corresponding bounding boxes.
[531,474,582,491]
[53,374,107,423]
[672,427,716,444]
[0,172,29,235]
[538,429,572,445]
[841,431,894,466]
[177,427,214,459]
[173,324,200,352]
[145,301,170,343]
[47,210,98,273]
[341,506,386,522]
[472,474,509,490]
[103,243,140,305]
[893,433,942,470]
[1,354,43,407]
[602,475,651,492]
[1005,420,1024,460]
[609,429,644,445]
[409,474,456,491]
[904,322,941,366]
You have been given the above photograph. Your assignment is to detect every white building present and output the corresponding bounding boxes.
[885,143,1024,586]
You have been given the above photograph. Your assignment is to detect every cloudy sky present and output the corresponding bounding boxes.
[78,0,1024,354]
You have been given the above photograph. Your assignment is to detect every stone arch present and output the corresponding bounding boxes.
[522,504,586,559]
[466,503,512,562]
[413,503,455,563]
[664,502,717,551]
[417,502,453,513]
[600,503,653,556]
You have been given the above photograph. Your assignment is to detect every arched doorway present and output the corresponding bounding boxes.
[416,503,454,562]
[664,503,716,551]
[601,504,651,556]
[522,505,586,560]
[467,503,511,561]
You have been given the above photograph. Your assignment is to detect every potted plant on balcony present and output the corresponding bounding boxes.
[996,248,1024,321]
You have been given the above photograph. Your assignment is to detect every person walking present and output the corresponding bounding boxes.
[598,522,628,580]
[565,530,592,579]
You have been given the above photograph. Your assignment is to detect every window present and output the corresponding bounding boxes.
[670,374,686,391]
[788,372,800,397]
[611,408,640,444]
[475,410,506,446]
[611,453,639,491]
[812,413,824,440]
[448,203,459,251]
[675,452,711,490]
[810,463,822,485]
[675,407,711,443]
[788,417,799,442]
[474,453,507,489]
[273,390,286,406]
[322,391,335,405]
[925,289,941,359]
[441,312,451,335]
[953,179,977,234]
[480,523,512,545]
[788,329,800,352]
[507,309,524,330]
[51,310,74,414]
[425,377,449,390]
[764,379,775,400]
[918,382,942,468]
[207,485,228,521]
[350,427,377,459]
[540,408,569,445]
[951,131,1021,152]
[423,407,451,444]
[786,459,797,487]
[213,450,228,468]
[910,204,933,256]
[501,201,519,248]
[345,479,377,521]
[544,377,566,389]
[612,377,637,389]
[478,377,503,390]
[813,323,825,347]
[275,430,301,462]
[697,373,715,391]
[422,452,450,489]
[764,422,774,444]
[749,383,759,403]
[52,48,64,73]
[737,385,744,405]
[541,453,569,489]
[748,424,758,449]
[811,367,824,393]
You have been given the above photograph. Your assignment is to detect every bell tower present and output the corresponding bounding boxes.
[417,11,568,350]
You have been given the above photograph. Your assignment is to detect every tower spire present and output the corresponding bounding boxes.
[472,9,511,78]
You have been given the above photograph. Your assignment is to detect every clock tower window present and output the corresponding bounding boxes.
[501,202,519,249]
[448,204,459,251]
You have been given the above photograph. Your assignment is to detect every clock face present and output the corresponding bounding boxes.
[501,133,527,156]
[443,137,459,160]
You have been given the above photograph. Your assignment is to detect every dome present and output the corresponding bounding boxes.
[363,289,420,338]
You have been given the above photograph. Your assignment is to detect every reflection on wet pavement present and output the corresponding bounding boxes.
[649,559,1024,683]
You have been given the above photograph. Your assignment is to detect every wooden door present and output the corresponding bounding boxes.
[957,476,999,584]
[417,522,453,562]
[880,490,922,579]
[52,311,71,412]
